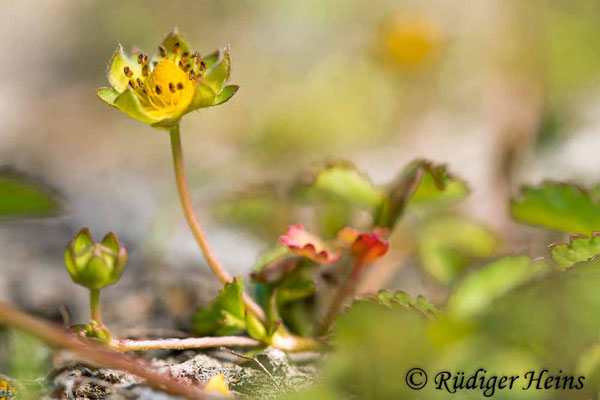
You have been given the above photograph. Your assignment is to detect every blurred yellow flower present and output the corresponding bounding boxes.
[378,14,442,68]
[205,374,231,396]
[0,378,16,400]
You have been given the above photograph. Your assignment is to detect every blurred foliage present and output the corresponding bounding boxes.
[511,182,600,234]
[375,160,470,229]
[0,169,62,220]
[280,254,600,400]
[217,159,469,242]
[417,215,497,284]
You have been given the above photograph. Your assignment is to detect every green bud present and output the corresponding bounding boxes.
[65,228,127,290]
[71,320,112,344]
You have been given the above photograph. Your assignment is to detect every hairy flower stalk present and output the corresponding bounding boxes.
[169,125,266,321]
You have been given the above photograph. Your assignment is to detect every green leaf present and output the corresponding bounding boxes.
[245,312,268,341]
[113,88,159,124]
[511,181,600,234]
[294,161,383,210]
[447,255,549,317]
[550,233,600,270]
[482,256,600,365]
[191,278,247,336]
[0,169,63,220]
[358,290,438,317]
[409,163,469,208]
[375,160,469,229]
[417,215,497,284]
[106,45,140,92]
[203,47,231,93]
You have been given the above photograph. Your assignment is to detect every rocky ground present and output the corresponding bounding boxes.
[42,348,319,399]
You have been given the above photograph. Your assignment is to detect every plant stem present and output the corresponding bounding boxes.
[318,262,365,337]
[0,301,209,399]
[90,288,101,323]
[169,125,266,321]
[111,336,260,352]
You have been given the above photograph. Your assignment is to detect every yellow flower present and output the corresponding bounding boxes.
[378,14,441,68]
[204,374,231,397]
[96,29,238,128]
[0,377,16,400]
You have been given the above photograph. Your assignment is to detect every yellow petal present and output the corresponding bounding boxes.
[204,374,231,397]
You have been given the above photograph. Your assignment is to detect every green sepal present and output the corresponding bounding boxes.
[73,228,93,254]
[202,51,220,70]
[213,85,239,106]
[550,233,600,270]
[101,232,119,254]
[113,88,160,124]
[106,45,140,92]
[203,47,231,93]
[77,255,113,290]
[95,87,119,106]
[186,82,218,112]
[158,29,191,61]
[64,247,79,282]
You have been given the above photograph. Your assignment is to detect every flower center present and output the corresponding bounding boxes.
[122,42,207,119]
[143,59,194,115]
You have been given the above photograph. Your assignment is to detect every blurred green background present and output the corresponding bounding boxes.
[3,0,600,397]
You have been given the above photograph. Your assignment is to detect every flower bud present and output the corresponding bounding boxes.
[64,228,127,290]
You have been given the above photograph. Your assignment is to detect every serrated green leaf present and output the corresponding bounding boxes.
[550,234,600,270]
[417,215,497,284]
[0,169,63,220]
[375,160,469,229]
[191,278,247,336]
[360,290,438,317]
[511,182,600,234]
[448,256,549,317]
[295,162,383,210]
